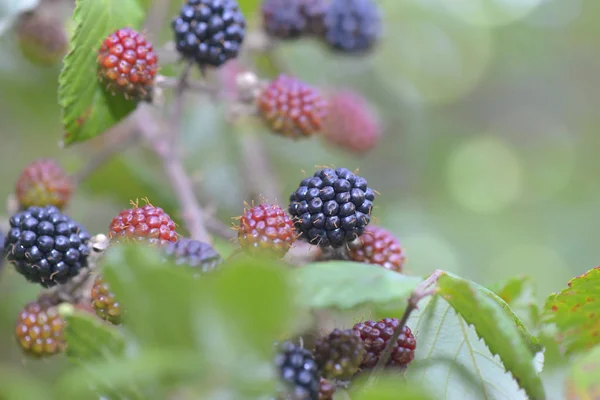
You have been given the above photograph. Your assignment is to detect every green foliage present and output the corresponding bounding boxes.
[58,244,297,399]
[295,261,422,310]
[63,308,125,361]
[490,275,540,332]
[564,345,600,399]
[542,266,600,354]
[349,373,435,400]
[237,0,261,19]
[437,272,545,399]
[408,296,533,400]
[58,0,148,145]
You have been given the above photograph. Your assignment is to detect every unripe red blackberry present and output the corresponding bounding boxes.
[257,74,328,139]
[15,159,73,210]
[91,274,122,325]
[4,206,91,287]
[288,168,375,248]
[318,379,336,400]
[275,342,320,400]
[323,0,381,53]
[352,318,416,368]
[323,90,382,154]
[15,11,68,67]
[163,237,223,273]
[172,0,246,67]
[15,300,66,358]
[97,28,158,101]
[348,225,405,272]
[236,203,297,258]
[108,202,178,245]
[314,328,366,379]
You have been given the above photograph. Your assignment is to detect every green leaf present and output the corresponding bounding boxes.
[542,266,600,355]
[58,0,147,145]
[349,373,434,400]
[437,272,545,399]
[564,345,600,400]
[490,275,540,332]
[237,0,260,19]
[295,261,422,310]
[0,365,52,400]
[408,296,532,400]
[63,308,125,362]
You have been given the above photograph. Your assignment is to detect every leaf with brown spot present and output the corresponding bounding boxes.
[542,266,600,354]
[565,345,600,400]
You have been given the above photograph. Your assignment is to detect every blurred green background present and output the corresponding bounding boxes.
[0,0,595,388]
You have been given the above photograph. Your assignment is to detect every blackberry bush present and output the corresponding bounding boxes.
[4,206,91,287]
[275,342,320,400]
[163,237,223,273]
[172,0,246,67]
[235,203,297,258]
[15,159,73,210]
[288,168,375,247]
[97,27,158,100]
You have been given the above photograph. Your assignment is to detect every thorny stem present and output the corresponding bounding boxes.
[368,269,444,380]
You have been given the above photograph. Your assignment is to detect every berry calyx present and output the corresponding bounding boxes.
[352,318,416,368]
[323,0,381,53]
[15,159,73,210]
[257,74,328,139]
[163,237,223,273]
[97,27,158,101]
[314,328,366,379]
[322,90,382,154]
[4,206,91,287]
[318,378,336,400]
[236,203,297,258]
[15,299,66,358]
[172,0,246,67]
[275,342,320,400]
[288,168,375,248]
[108,202,178,245]
[15,11,68,67]
[348,225,405,272]
[91,274,122,325]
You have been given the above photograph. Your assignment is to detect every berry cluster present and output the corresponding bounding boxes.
[275,318,416,399]
[15,300,66,358]
[348,225,405,272]
[260,0,381,53]
[163,237,223,273]
[288,168,375,247]
[97,28,158,101]
[16,159,73,211]
[108,203,178,245]
[91,274,122,325]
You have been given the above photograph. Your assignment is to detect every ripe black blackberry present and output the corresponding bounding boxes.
[288,168,375,248]
[313,328,366,379]
[162,237,223,273]
[261,0,306,39]
[275,342,320,400]
[4,206,91,287]
[323,0,381,53]
[172,0,246,67]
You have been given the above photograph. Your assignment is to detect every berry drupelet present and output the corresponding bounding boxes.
[288,168,375,248]
[108,203,178,245]
[163,237,223,273]
[15,300,66,357]
[172,0,246,67]
[352,318,416,368]
[15,159,73,210]
[348,225,405,272]
[97,28,158,100]
[236,203,297,258]
[4,206,91,287]
[314,328,366,379]
[91,275,122,325]
[323,0,381,53]
[275,342,320,400]
[257,74,328,139]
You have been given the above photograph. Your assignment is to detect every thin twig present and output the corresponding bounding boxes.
[369,269,444,379]
[205,215,236,241]
[167,61,193,160]
[237,130,281,203]
[155,75,219,95]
